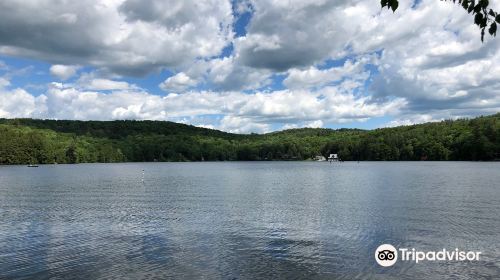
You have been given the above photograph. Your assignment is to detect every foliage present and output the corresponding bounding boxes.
[0,114,498,164]
[381,0,499,41]
[0,125,124,164]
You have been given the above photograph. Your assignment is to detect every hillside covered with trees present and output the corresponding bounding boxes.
[0,114,498,164]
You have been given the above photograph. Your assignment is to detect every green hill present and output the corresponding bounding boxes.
[0,114,498,164]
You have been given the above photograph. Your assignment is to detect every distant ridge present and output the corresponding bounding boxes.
[0,113,498,164]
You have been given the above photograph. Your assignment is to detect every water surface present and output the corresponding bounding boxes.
[0,162,499,279]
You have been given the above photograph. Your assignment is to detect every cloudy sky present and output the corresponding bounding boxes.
[0,0,499,133]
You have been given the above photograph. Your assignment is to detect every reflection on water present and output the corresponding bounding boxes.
[0,162,499,279]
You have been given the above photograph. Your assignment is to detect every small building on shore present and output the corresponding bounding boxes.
[328,154,338,162]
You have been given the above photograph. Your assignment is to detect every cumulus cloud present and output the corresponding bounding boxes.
[284,55,377,89]
[159,72,197,92]
[0,0,499,130]
[0,82,46,118]
[75,71,137,91]
[219,116,271,133]
[233,0,356,71]
[164,56,272,92]
[304,120,323,128]
[367,0,500,119]
[0,82,405,133]
[283,120,324,130]
[0,0,233,75]
[83,79,134,91]
[49,65,79,80]
[385,114,442,127]
[205,56,272,91]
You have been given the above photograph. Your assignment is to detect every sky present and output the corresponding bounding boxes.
[0,0,499,133]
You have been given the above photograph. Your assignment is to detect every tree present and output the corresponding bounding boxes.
[0,114,498,164]
[381,0,499,41]
[65,144,78,164]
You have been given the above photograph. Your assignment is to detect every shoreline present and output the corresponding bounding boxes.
[1,160,499,167]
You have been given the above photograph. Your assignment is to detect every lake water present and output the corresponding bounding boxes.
[0,162,499,279]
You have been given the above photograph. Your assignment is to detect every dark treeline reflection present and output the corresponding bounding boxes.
[0,113,498,164]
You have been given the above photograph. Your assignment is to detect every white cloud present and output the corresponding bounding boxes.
[0,0,233,75]
[385,114,440,127]
[282,120,323,130]
[75,71,137,91]
[0,77,10,88]
[0,82,406,133]
[219,115,271,133]
[49,65,79,80]
[174,56,272,91]
[284,55,376,89]
[369,2,500,117]
[159,72,197,92]
[205,56,272,91]
[234,0,253,14]
[83,78,134,91]
[234,0,355,71]
[1,0,500,129]
[304,120,323,128]
[0,87,46,118]
[281,120,320,130]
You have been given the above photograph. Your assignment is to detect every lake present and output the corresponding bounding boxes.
[0,162,499,279]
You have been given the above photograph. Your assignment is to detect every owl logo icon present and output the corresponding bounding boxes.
[375,244,398,267]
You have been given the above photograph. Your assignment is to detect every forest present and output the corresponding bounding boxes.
[0,113,498,164]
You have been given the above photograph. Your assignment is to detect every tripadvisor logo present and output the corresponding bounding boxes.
[375,244,481,267]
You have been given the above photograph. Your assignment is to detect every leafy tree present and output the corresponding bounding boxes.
[0,113,498,164]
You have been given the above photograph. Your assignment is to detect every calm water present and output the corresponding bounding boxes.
[0,162,499,279]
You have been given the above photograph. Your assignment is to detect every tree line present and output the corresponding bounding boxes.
[0,113,498,164]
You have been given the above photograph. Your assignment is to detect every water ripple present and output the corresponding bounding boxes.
[1,162,499,279]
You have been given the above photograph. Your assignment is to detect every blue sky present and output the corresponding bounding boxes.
[0,0,499,133]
